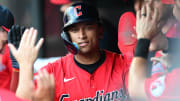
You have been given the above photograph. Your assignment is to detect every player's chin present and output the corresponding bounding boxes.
[78,47,92,54]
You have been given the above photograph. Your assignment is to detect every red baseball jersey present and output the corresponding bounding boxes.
[0,89,27,101]
[118,12,179,75]
[145,68,180,101]
[118,12,137,63]
[41,50,129,101]
[0,44,12,89]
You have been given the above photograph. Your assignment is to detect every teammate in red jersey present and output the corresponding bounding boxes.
[0,5,16,90]
[0,44,12,89]
[118,0,174,59]
[118,0,176,75]
[129,0,180,100]
[9,2,130,101]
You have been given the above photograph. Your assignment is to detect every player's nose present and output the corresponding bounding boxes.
[78,28,87,39]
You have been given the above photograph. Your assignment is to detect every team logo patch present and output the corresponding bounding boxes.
[150,75,166,97]
[74,5,82,17]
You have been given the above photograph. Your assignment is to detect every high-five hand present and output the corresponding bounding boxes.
[8,28,44,67]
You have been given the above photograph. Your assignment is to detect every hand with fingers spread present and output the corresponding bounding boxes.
[13,28,44,99]
[136,4,160,40]
[8,28,44,67]
[32,70,55,101]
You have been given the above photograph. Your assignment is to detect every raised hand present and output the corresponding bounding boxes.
[8,27,44,67]
[136,4,160,40]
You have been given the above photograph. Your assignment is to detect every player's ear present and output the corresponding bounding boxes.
[98,26,104,39]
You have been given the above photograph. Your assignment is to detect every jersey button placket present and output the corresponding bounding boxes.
[90,75,95,89]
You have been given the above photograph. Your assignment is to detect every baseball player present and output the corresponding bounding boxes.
[0,5,16,90]
[50,0,121,54]
[0,5,55,101]
[9,2,130,101]
[118,0,176,74]
[129,1,180,100]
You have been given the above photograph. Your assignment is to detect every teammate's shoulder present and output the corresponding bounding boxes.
[104,50,124,58]
[61,53,73,61]
[50,53,73,64]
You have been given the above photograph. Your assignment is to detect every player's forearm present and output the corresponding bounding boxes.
[129,57,148,100]
[16,63,34,100]
[129,4,160,100]
[128,39,150,100]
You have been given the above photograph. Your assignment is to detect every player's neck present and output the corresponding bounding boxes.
[74,50,101,65]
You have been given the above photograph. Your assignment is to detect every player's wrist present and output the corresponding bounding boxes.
[137,33,152,40]
[19,63,33,69]
[134,39,150,59]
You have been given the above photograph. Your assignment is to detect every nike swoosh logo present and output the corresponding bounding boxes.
[64,77,76,82]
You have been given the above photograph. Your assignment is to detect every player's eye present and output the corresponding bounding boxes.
[86,25,94,30]
[69,27,79,33]
[85,22,96,30]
